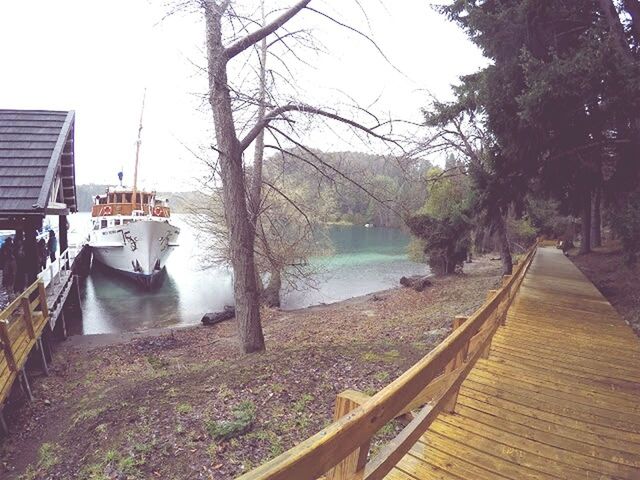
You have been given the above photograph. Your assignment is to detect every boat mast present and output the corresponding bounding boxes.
[132,89,146,210]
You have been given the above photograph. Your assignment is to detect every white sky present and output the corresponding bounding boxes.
[0,1,486,191]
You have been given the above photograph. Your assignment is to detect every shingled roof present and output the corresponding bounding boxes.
[0,109,77,216]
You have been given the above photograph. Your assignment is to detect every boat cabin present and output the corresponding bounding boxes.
[91,187,170,223]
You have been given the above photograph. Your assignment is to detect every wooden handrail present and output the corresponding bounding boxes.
[237,243,538,480]
[38,248,73,288]
[0,276,52,370]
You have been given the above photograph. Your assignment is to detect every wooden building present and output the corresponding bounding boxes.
[0,109,77,284]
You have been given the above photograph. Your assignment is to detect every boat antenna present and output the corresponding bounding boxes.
[132,88,146,210]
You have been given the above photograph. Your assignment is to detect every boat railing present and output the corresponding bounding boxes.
[90,203,169,218]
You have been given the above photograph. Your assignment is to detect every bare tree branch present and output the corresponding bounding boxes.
[239,103,399,151]
[224,0,312,60]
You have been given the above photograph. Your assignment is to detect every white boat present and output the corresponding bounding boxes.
[88,188,180,287]
[88,90,179,288]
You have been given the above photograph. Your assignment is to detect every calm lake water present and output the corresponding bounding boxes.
[67,213,426,334]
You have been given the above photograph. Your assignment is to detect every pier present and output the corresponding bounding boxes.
[0,109,81,433]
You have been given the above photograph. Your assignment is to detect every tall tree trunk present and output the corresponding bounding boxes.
[591,188,602,248]
[599,0,632,55]
[205,3,265,353]
[580,193,592,254]
[262,268,282,308]
[598,0,640,145]
[624,0,640,45]
[495,213,513,275]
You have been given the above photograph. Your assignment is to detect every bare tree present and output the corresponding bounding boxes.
[202,0,399,353]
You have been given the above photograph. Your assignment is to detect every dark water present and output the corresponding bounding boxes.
[68,214,426,334]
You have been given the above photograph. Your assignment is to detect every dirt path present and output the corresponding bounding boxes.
[0,256,502,480]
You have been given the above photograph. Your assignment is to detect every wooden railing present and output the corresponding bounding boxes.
[238,243,538,480]
[0,279,50,406]
[38,247,74,288]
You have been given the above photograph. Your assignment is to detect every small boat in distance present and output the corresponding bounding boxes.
[88,90,180,288]
[88,188,180,287]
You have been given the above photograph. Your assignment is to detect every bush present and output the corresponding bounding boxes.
[206,401,256,441]
[406,213,472,275]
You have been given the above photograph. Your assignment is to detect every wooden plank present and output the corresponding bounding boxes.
[438,412,640,476]
[0,321,17,372]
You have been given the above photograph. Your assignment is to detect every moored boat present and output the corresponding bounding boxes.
[88,90,179,288]
[88,188,180,288]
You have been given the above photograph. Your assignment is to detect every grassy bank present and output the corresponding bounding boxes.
[0,256,502,480]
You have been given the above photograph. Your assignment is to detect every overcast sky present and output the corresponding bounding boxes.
[0,1,486,191]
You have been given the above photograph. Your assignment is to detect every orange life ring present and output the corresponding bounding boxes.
[153,206,163,217]
[102,205,112,216]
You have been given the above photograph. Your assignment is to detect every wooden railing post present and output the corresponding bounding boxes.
[500,275,512,325]
[326,390,371,480]
[38,282,49,319]
[21,297,35,339]
[442,315,468,413]
[0,320,17,371]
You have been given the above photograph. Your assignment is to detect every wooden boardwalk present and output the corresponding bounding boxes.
[392,247,640,480]
[0,247,81,431]
[239,245,640,480]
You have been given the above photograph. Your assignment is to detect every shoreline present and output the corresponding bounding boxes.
[66,284,415,350]
[1,255,502,479]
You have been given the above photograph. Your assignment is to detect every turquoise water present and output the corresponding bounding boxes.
[67,215,426,334]
[285,225,427,309]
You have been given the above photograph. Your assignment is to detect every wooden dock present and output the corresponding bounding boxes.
[0,245,87,432]
[239,245,640,480]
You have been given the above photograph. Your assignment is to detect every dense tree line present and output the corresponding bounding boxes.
[410,0,640,271]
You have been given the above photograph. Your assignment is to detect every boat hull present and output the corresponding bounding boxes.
[89,219,180,288]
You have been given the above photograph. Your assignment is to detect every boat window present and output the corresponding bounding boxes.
[125,193,132,203]
[101,219,108,229]
[123,219,131,225]
[114,219,121,226]
[93,222,99,231]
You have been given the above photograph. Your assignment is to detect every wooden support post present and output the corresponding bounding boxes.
[0,409,8,435]
[444,316,468,375]
[37,337,49,376]
[443,316,469,413]
[326,390,371,480]
[74,276,82,310]
[59,215,68,256]
[41,327,53,363]
[0,320,17,372]
[481,290,499,359]
[21,296,35,339]
[58,312,67,340]
[20,369,34,402]
[500,275,512,325]
[38,282,49,319]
